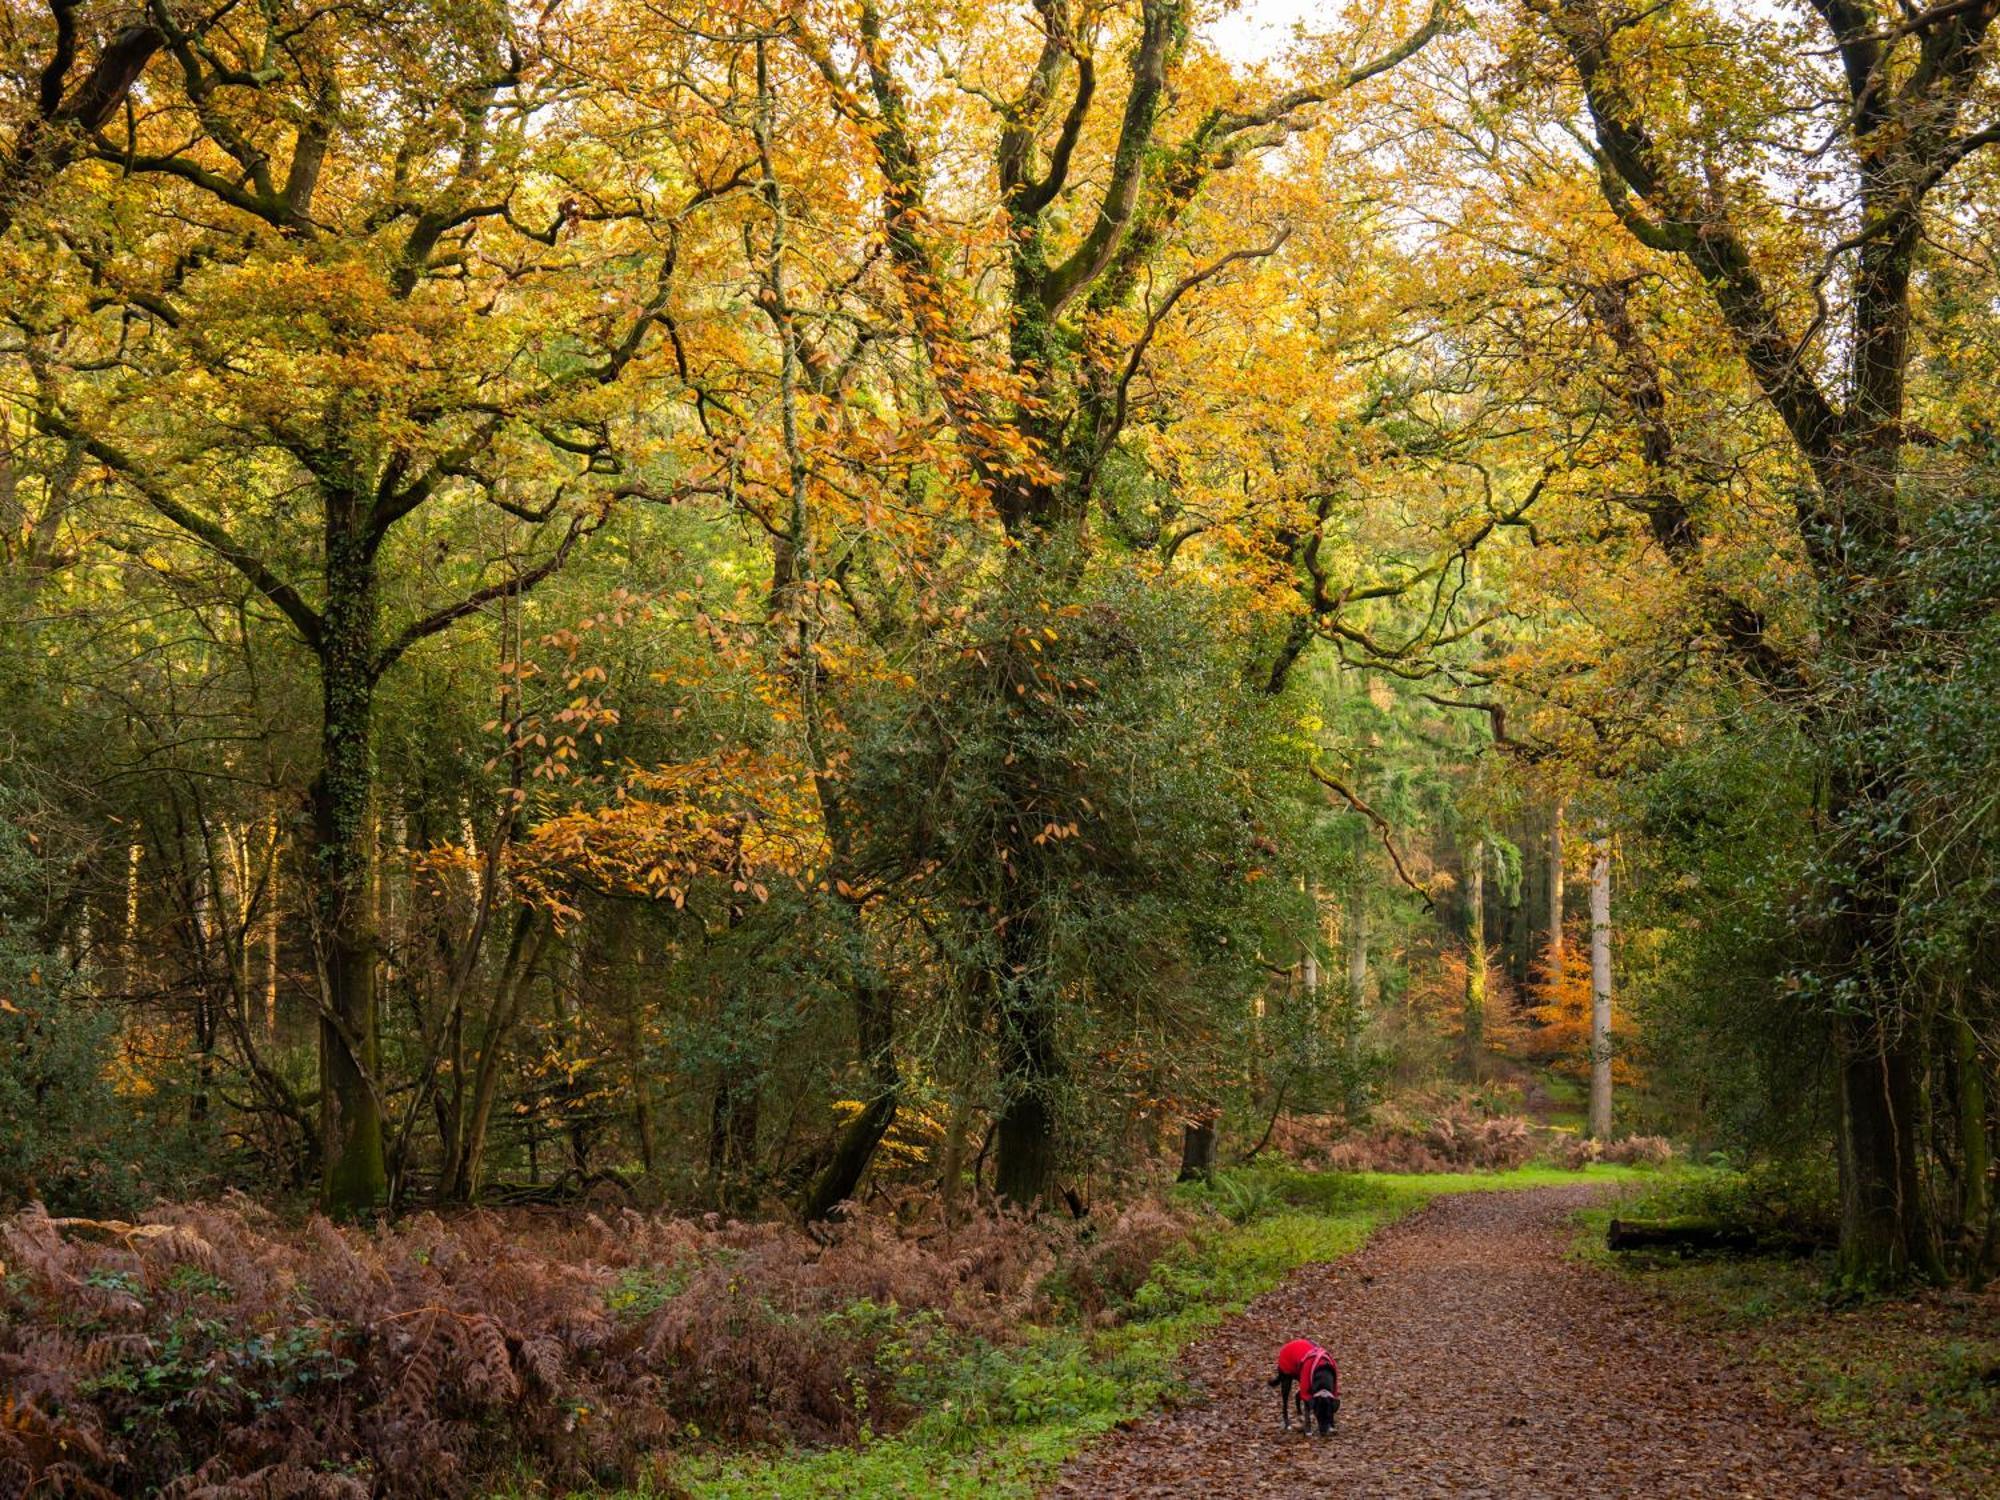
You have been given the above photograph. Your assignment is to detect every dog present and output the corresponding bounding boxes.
[1270,1337,1340,1434]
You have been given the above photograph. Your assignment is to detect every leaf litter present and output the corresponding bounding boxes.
[1050,1186,1927,1498]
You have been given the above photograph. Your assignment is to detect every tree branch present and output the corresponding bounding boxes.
[1540,0,1846,471]
[43,415,325,650]
[1309,764,1436,908]
[0,12,163,233]
[1040,0,1185,313]
[371,510,603,679]
[1096,228,1291,468]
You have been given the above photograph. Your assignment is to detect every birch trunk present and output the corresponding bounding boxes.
[1588,835,1613,1140]
[264,813,281,1037]
[1343,893,1368,1123]
[1302,876,1320,1009]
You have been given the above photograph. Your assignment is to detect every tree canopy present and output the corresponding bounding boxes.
[1,0,1995,1293]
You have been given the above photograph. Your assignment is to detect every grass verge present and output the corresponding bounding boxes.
[643,1164,1653,1500]
[1574,1173,2000,1497]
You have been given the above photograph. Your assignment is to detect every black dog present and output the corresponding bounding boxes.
[1271,1337,1340,1434]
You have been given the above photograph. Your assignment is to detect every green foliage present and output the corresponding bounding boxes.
[605,1264,692,1318]
[844,556,1304,1172]
[1635,1161,1842,1245]
[1621,727,1831,1155]
[0,787,172,1213]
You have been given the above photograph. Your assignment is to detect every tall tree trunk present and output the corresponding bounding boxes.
[708,1062,763,1209]
[1827,770,1934,1283]
[1344,891,1369,1122]
[751,79,905,1222]
[123,841,141,997]
[186,820,217,1123]
[938,1088,974,1226]
[1588,834,1613,1140]
[1836,1012,1930,1283]
[1505,819,1530,988]
[993,910,1058,1208]
[313,505,387,1218]
[627,972,660,1201]
[1176,1110,1219,1183]
[994,1022,1059,1205]
[442,906,547,1201]
[1302,877,1320,1009]
[1464,837,1485,1081]
[1825,747,1937,1283]
[1546,800,1566,982]
[264,812,281,1037]
[1540,0,1979,1284]
[1955,1011,1991,1272]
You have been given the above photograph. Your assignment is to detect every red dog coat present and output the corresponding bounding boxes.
[1276,1337,1340,1399]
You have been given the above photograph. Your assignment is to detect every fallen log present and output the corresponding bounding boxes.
[1607,1217,1760,1253]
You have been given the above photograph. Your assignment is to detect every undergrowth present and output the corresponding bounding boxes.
[651,1164,1655,1500]
[0,1166,1653,1498]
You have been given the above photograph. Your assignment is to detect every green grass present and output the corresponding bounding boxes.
[1528,1070,1590,1133]
[1574,1173,2000,1496]
[637,1164,1655,1500]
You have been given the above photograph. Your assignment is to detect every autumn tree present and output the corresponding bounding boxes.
[786,0,1453,1206]
[1515,0,2000,1280]
[0,0,737,1213]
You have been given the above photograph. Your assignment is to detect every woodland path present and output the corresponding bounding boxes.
[1049,1186,1926,1498]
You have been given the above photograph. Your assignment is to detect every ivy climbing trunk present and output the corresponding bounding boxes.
[1828,764,1935,1284]
[1538,0,2000,1284]
[847,0,1442,1215]
[312,498,387,1218]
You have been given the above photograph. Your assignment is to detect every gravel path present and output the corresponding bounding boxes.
[1049,1186,1925,1498]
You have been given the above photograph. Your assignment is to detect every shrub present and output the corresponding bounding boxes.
[1320,1134,1449,1174]
[1557,1136,1604,1170]
[1046,1202,1194,1320]
[0,1195,1195,1497]
[1644,1157,1838,1242]
[1276,1098,1543,1176]
[1604,1135,1674,1167]
[1423,1106,1535,1170]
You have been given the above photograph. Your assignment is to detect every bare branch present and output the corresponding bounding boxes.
[41,414,325,650]
[371,509,605,679]
[1309,764,1436,908]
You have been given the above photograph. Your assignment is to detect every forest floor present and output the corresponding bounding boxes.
[1048,1185,1932,1499]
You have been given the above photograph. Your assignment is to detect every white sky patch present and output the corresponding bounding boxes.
[1206,0,1323,66]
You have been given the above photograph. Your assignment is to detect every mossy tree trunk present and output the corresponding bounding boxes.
[313,493,387,1218]
[1546,802,1565,983]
